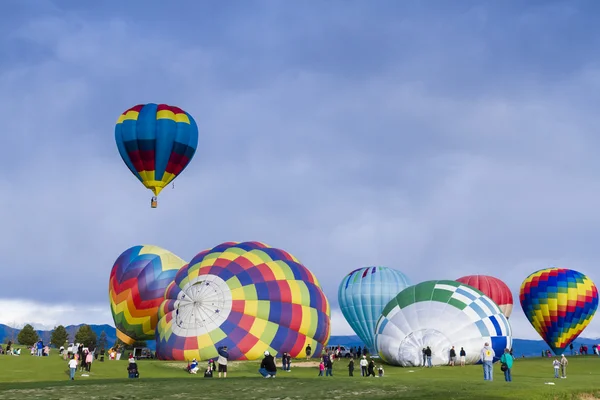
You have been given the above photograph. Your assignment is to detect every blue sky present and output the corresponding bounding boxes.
[1,0,599,340]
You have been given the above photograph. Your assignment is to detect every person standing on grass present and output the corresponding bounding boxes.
[217,346,229,378]
[86,351,93,372]
[553,358,560,378]
[305,344,312,360]
[560,354,568,378]
[425,346,432,368]
[281,352,289,371]
[460,347,466,366]
[500,348,513,382]
[68,355,78,380]
[367,359,376,377]
[449,346,456,366]
[348,358,354,376]
[360,355,368,376]
[318,360,324,376]
[480,342,495,381]
[284,352,291,372]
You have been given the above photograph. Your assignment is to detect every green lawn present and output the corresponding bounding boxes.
[0,350,599,399]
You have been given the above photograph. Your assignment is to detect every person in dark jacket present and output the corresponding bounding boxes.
[348,358,354,376]
[127,358,139,378]
[284,353,291,372]
[217,346,229,378]
[367,359,375,377]
[282,352,289,371]
[449,346,456,366]
[305,344,312,360]
[259,351,277,378]
[425,346,432,368]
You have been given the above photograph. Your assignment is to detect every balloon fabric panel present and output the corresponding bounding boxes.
[520,267,598,355]
[115,103,198,196]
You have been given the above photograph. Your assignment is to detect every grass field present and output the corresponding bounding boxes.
[1,349,599,399]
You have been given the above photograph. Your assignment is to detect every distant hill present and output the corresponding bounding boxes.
[0,324,122,349]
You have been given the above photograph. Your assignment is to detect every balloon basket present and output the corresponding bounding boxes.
[151,199,158,208]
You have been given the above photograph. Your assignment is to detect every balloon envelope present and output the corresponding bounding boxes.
[520,267,598,355]
[156,241,331,361]
[338,266,411,353]
[115,103,199,196]
[109,245,186,344]
[456,275,513,318]
[375,280,512,366]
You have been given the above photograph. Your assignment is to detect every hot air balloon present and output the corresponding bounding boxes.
[155,241,331,361]
[109,245,187,344]
[456,275,513,318]
[338,266,411,354]
[520,267,598,355]
[115,103,199,208]
[375,280,512,366]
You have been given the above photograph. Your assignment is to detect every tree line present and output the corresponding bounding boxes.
[9,324,146,351]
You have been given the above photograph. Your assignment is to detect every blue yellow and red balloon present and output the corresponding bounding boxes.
[109,245,187,344]
[155,241,331,361]
[520,267,598,355]
[114,103,199,198]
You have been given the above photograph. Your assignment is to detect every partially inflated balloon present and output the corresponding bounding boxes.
[456,275,513,318]
[115,103,198,197]
[109,245,187,344]
[156,241,331,361]
[375,280,512,366]
[520,267,598,355]
[338,266,411,353]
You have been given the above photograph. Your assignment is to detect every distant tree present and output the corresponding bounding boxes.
[50,325,69,348]
[74,325,97,348]
[17,324,39,346]
[98,331,108,350]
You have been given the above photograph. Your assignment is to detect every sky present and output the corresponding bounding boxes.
[1,0,600,341]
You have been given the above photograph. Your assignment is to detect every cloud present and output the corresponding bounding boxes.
[0,299,111,331]
[0,1,599,341]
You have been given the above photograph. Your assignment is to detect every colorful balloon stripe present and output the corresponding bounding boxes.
[520,267,598,355]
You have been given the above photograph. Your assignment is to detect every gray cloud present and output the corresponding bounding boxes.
[0,1,599,339]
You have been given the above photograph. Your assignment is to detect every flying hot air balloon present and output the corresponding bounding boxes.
[338,267,411,354]
[115,103,199,208]
[456,275,513,318]
[155,241,331,361]
[375,280,512,366]
[520,267,598,355]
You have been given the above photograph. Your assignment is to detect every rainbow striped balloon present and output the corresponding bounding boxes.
[109,245,187,344]
[520,267,598,355]
[155,241,331,361]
